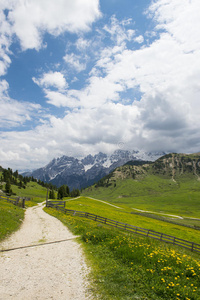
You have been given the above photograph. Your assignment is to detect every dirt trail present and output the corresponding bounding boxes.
[0,203,91,300]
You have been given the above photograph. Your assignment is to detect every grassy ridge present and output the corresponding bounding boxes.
[44,207,200,300]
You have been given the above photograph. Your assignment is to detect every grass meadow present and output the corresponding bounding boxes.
[82,175,200,219]
[1,172,200,299]
[63,196,200,244]
[44,206,200,299]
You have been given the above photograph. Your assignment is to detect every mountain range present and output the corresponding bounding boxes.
[82,152,200,196]
[24,150,166,190]
[93,152,200,187]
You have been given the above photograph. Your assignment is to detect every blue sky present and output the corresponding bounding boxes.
[0,0,200,170]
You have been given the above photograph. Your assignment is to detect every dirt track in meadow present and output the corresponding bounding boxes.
[0,202,91,300]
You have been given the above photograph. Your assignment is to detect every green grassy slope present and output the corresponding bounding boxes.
[45,206,200,300]
[0,200,24,241]
[81,153,200,243]
[11,181,48,206]
[63,196,200,244]
[83,175,200,218]
[83,153,200,218]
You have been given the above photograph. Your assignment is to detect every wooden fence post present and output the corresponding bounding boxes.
[46,188,49,207]
[22,198,25,208]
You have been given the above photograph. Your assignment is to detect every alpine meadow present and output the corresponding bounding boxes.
[1,0,200,299]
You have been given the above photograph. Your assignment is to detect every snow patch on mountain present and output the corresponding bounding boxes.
[84,164,94,172]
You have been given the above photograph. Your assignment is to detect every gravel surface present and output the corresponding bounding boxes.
[0,202,91,299]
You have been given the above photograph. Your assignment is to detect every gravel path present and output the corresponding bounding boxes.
[0,203,91,300]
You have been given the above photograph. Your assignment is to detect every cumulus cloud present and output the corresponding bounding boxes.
[33,71,68,90]
[0,98,42,128]
[0,5,13,76]
[0,0,100,80]
[63,53,87,72]
[0,149,20,162]
[103,15,135,45]
[56,0,200,152]
[33,71,81,107]
[148,0,200,53]
[134,35,144,44]
[8,0,101,50]
[0,80,43,128]
[0,79,9,96]
[75,37,91,51]
[44,90,80,108]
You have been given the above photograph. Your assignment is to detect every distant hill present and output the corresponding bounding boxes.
[83,152,200,194]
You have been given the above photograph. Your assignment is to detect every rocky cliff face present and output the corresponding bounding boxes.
[94,152,200,188]
[152,153,200,180]
[26,150,166,190]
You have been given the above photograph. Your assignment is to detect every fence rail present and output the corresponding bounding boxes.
[46,200,200,254]
[0,195,26,208]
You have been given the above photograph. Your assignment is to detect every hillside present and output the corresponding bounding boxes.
[83,153,200,221]
[84,152,200,188]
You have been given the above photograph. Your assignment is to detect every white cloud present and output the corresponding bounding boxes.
[45,90,80,108]
[0,149,20,162]
[8,0,101,51]
[104,15,135,45]
[33,71,82,107]
[76,37,91,51]
[19,143,31,152]
[148,0,200,53]
[33,71,68,90]
[0,6,13,76]
[134,35,144,44]
[57,0,200,151]
[0,99,41,128]
[0,79,9,96]
[63,53,87,72]
[0,81,43,128]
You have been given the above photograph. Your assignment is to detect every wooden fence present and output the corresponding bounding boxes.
[0,195,27,208]
[46,200,200,254]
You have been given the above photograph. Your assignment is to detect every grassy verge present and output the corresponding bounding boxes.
[0,199,24,242]
[44,207,200,300]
